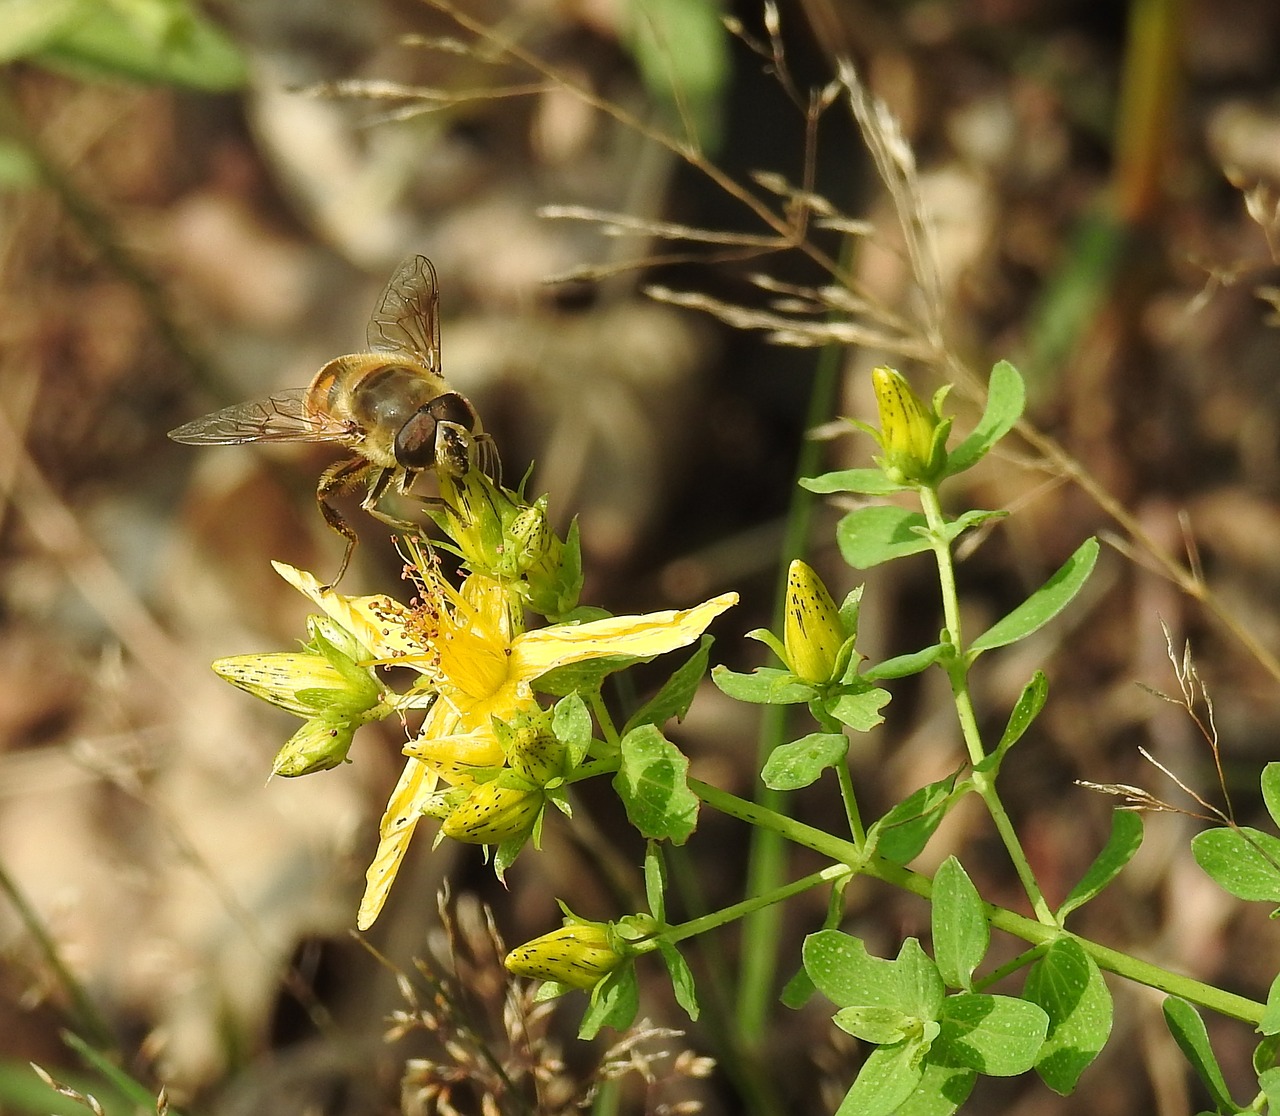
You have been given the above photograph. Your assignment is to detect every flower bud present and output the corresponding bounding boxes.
[783,560,845,684]
[272,717,356,777]
[497,709,568,786]
[872,366,945,484]
[214,653,355,717]
[440,781,543,845]
[504,922,623,989]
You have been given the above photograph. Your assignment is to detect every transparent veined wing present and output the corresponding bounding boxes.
[366,255,441,373]
[167,388,352,445]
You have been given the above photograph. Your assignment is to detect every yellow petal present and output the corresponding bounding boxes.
[273,561,420,661]
[357,757,438,930]
[510,592,738,680]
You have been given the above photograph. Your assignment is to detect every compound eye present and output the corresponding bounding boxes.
[394,410,438,468]
[428,391,478,432]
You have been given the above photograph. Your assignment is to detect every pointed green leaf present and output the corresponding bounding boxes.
[941,508,1008,543]
[613,725,698,843]
[886,1060,976,1116]
[1057,811,1144,920]
[762,732,848,791]
[934,994,1048,1075]
[1262,974,1280,1038]
[578,966,639,1039]
[1192,827,1280,902]
[657,941,699,1021]
[552,692,593,768]
[945,360,1026,476]
[992,671,1049,759]
[969,538,1099,655]
[1025,937,1113,1094]
[643,842,667,922]
[623,636,712,734]
[834,1004,922,1045]
[837,506,931,569]
[862,643,945,681]
[932,858,990,991]
[1163,996,1244,1114]
[711,664,813,705]
[870,772,963,866]
[1263,762,1280,831]
[836,1039,928,1116]
[802,468,911,495]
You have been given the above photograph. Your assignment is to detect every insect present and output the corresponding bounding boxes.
[169,256,499,588]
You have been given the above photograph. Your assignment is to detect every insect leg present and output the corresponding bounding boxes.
[316,456,374,589]
[364,468,427,534]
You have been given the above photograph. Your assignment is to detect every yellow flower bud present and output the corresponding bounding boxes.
[213,653,356,717]
[872,366,943,484]
[783,560,845,684]
[504,923,622,989]
[440,781,543,845]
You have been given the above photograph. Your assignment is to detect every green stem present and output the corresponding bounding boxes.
[690,778,1264,1025]
[664,864,852,946]
[816,710,865,846]
[918,486,1056,926]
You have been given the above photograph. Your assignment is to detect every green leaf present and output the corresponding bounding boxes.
[1263,762,1280,830]
[1025,938,1113,1095]
[944,360,1026,476]
[1262,975,1280,1038]
[1192,827,1280,902]
[837,505,932,569]
[780,964,817,1009]
[552,692,593,769]
[32,0,246,90]
[613,725,699,844]
[862,644,945,681]
[836,1039,928,1116]
[870,772,963,866]
[834,1005,922,1045]
[886,1060,977,1116]
[804,932,944,1019]
[0,0,86,60]
[969,538,1099,655]
[1057,811,1144,920]
[941,508,1008,543]
[657,941,700,1021]
[825,687,892,732]
[643,842,666,922]
[932,858,990,991]
[623,636,712,735]
[1260,1067,1280,1115]
[993,672,1049,757]
[802,468,910,495]
[578,966,639,1039]
[933,994,1048,1076]
[1163,997,1244,1113]
[711,664,813,705]
[762,732,848,791]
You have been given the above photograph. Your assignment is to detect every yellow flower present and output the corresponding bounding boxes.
[273,560,737,930]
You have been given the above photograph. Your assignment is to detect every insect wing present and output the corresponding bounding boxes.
[167,388,349,445]
[366,255,441,374]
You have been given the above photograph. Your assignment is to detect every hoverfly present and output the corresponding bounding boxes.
[169,256,499,587]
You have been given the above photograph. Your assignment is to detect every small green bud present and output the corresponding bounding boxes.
[272,717,356,777]
[783,560,845,684]
[872,366,945,484]
[440,781,543,845]
[504,922,623,990]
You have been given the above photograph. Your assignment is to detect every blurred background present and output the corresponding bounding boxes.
[3,0,1280,1112]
